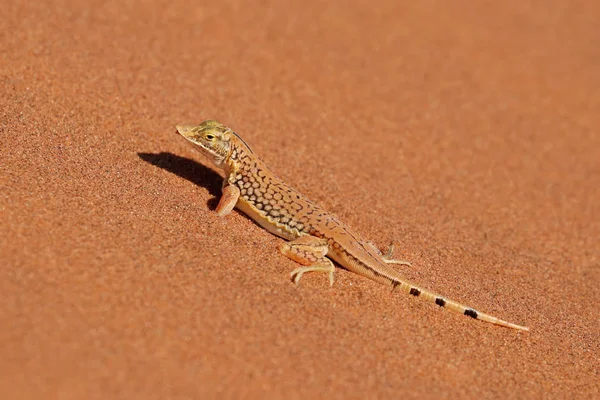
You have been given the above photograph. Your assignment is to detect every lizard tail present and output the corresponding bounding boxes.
[390,278,529,331]
[335,249,529,331]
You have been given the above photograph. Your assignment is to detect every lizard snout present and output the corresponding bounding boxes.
[175,124,194,137]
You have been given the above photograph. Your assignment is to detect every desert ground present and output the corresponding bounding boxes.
[1,1,598,398]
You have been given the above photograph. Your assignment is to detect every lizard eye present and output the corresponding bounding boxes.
[205,134,215,140]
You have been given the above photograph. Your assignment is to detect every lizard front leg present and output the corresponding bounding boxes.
[279,235,336,286]
[215,184,240,216]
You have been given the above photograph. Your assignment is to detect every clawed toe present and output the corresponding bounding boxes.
[290,265,335,286]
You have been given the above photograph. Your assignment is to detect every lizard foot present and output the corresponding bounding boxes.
[290,262,335,286]
[366,242,412,266]
[279,235,336,286]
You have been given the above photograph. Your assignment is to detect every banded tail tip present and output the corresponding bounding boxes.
[464,308,529,331]
[489,316,530,331]
[504,322,530,332]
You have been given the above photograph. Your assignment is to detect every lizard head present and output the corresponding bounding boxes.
[176,120,233,167]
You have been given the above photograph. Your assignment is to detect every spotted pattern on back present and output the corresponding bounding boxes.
[227,137,327,238]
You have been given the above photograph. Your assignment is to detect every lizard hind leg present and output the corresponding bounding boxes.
[366,242,412,266]
[279,235,336,287]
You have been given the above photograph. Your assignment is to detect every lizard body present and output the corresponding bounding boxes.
[176,120,529,331]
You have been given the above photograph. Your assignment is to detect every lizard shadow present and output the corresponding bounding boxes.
[137,152,221,209]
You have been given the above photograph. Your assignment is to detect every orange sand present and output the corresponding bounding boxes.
[1,1,598,398]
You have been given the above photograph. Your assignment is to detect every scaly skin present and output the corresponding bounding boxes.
[176,120,529,331]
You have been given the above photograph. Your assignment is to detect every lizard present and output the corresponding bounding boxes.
[175,120,529,331]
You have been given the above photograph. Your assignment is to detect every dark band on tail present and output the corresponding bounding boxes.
[374,261,526,330]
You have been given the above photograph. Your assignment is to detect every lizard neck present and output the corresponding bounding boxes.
[223,134,256,177]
